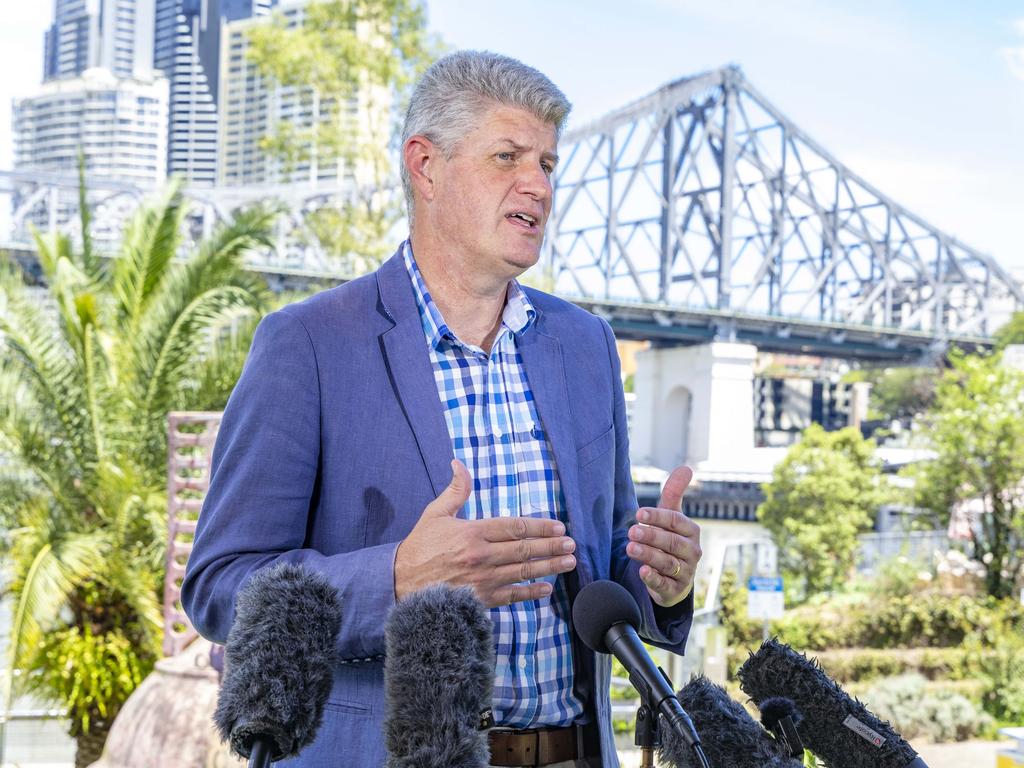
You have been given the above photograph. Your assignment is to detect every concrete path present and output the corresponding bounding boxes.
[915,739,1016,767]
[618,739,1018,767]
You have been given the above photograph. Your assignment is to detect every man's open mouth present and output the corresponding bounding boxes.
[506,212,538,228]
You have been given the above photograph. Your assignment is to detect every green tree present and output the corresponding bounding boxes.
[993,311,1024,351]
[0,180,276,766]
[866,366,939,423]
[246,0,441,269]
[907,350,1024,599]
[757,425,889,599]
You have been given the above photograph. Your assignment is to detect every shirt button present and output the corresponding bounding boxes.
[519,657,528,669]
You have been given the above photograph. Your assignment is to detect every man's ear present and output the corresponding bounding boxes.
[403,135,437,202]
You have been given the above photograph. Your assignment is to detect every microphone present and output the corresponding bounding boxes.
[383,583,494,768]
[759,697,805,758]
[572,580,709,768]
[738,639,930,768]
[213,562,342,767]
[658,676,803,768]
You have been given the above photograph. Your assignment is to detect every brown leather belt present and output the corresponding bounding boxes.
[488,725,579,766]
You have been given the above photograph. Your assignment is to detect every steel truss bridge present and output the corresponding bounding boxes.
[3,66,1021,360]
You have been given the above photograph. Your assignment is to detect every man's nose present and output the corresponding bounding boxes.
[515,162,553,202]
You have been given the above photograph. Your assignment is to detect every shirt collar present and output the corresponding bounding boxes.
[402,239,536,351]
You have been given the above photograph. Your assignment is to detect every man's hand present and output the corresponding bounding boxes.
[394,459,577,607]
[626,465,702,608]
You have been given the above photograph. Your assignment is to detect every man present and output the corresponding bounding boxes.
[182,51,701,767]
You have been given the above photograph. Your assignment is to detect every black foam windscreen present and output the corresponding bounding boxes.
[760,696,803,731]
[383,583,494,768]
[571,579,642,654]
[738,639,924,768]
[214,562,342,761]
[658,676,802,768]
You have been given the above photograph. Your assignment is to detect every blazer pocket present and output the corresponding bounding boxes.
[576,425,614,468]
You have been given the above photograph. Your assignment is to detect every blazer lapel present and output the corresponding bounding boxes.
[518,324,588,579]
[377,252,454,497]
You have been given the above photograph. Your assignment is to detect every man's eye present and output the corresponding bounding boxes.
[497,152,514,161]
[541,163,554,176]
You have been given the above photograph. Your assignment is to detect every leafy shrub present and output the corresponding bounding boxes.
[28,625,152,736]
[852,595,988,648]
[977,637,1024,725]
[811,647,994,683]
[862,675,991,742]
[718,570,763,649]
[872,555,931,599]
[722,578,1023,654]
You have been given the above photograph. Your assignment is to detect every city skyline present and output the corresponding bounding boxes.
[2,0,1022,274]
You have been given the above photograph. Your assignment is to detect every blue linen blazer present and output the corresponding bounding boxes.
[181,248,694,767]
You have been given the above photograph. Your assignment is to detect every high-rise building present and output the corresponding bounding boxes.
[217,0,386,188]
[43,0,157,82]
[153,0,275,186]
[12,68,169,235]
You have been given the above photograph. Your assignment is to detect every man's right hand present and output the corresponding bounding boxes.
[394,459,577,607]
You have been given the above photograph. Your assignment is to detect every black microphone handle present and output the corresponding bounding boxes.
[605,623,700,748]
[248,735,274,768]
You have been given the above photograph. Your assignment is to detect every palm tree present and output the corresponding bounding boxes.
[0,178,277,767]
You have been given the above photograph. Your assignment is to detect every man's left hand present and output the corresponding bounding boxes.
[626,465,702,608]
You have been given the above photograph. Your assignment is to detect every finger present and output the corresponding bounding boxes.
[628,523,687,559]
[486,579,555,608]
[658,465,693,512]
[422,459,473,518]
[481,514,566,542]
[636,506,700,540]
[489,535,576,565]
[626,540,683,578]
[491,554,577,586]
[639,563,693,599]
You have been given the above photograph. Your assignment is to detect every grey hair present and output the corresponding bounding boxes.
[401,50,572,224]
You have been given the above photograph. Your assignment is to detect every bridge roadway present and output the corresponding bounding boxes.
[1,242,986,362]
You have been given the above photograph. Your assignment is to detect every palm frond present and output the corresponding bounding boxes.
[5,510,109,690]
[0,269,98,477]
[0,369,81,508]
[121,204,276,436]
[112,181,187,329]
[179,203,278,300]
[136,285,260,425]
[176,310,260,411]
[76,152,103,283]
[30,228,74,286]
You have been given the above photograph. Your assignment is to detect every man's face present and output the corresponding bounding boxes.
[429,104,558,283]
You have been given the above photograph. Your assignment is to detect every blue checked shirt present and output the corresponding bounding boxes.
[403,242,584,728]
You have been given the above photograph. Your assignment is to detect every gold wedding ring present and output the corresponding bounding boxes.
[671,559,681,578]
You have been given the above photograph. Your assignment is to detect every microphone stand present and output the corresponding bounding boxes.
[627,664,711,768]
[633,702,660,768]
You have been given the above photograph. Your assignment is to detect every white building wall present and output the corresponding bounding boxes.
[632,342,758,469]
[12,68,169,237]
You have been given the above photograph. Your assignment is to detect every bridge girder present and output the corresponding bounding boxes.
[547,66,1024,341]
[3,66,1022,357]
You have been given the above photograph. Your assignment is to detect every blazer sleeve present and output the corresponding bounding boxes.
[181,309,398,661]
[601,319,695,654]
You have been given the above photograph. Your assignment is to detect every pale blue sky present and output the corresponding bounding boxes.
[2,0,1022,271]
